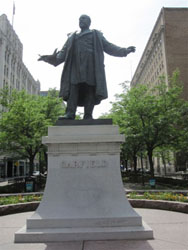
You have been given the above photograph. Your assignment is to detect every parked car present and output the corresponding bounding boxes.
[32,171,40,176]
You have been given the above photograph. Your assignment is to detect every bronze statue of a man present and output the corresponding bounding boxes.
[38,15,135,120]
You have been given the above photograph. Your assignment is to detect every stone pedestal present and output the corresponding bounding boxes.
[15,122,153,242]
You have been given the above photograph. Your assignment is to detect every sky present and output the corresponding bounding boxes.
[1,0,188,118]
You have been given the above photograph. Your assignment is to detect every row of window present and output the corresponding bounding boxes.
[3,77,38,95]
[1,22,39,96]
[5,50,22,75]
[137,38,165,85]
[139,60,164,85]
[132,35,164,86]
[3,56,38,94]
[5,25,23,57]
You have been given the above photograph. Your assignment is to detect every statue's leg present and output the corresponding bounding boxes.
[83,85,95,119]
[65,84,79,119]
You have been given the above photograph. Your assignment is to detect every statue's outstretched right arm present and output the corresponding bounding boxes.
[38,43,67,66]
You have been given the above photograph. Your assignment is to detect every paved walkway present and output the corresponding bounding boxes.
[0,208,187,250]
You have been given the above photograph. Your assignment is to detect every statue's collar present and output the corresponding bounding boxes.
[76,29,93,37]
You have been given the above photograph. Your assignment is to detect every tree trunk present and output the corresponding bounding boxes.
[29,156,34,176]
[133,156,137,175]
[140,153,145,186]
[124,159,128,171]
[148,150,154,178]
[39,150,43,174]
[161,152,167,176]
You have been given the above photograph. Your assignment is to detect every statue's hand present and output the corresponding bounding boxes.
[38,55,50,62]
[127,46,136,54]
[38,49,58,62]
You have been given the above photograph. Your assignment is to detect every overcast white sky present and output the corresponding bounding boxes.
[1,0,188,118]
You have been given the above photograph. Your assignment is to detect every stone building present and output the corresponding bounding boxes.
[131,8,188,100]
[0,14,40,97]
[131,8,188,175]
[0,14,40,178]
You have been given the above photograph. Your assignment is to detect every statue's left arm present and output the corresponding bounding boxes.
[102,36,135,57]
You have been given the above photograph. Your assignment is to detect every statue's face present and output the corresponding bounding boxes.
[79,15,91,29]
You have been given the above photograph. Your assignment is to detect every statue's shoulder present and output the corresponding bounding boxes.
[93,29,103,36]
[67,31,77,38]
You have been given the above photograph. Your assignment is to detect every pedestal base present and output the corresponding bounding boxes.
[15,123,153,242]
[15,222,152,243]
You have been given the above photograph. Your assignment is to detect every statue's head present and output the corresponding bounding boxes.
[79,15,91,29]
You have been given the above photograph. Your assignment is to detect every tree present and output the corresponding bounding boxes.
[171,106,188,171]
[0,88,65,175]
[110,72,188,178]
[121,135,144,174]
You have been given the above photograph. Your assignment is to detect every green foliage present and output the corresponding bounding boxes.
[98,112,112,119]
[0,88,65,175]
[108,71,188,177]
[129,192,188,203]
[0,192,187,206]
[40,88,65,124]
[0,194,42,205]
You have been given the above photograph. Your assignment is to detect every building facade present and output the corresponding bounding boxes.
[0,14,40,178]
[131,8,188,100]
[131,8,188,175]
[0,14,40,97]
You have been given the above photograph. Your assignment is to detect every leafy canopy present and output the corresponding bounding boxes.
[0,88,65,174]
[108,72,188,176]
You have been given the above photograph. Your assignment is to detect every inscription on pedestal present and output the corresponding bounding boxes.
[61,159,108,169]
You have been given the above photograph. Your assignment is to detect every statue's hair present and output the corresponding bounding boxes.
[79,14,91,26]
